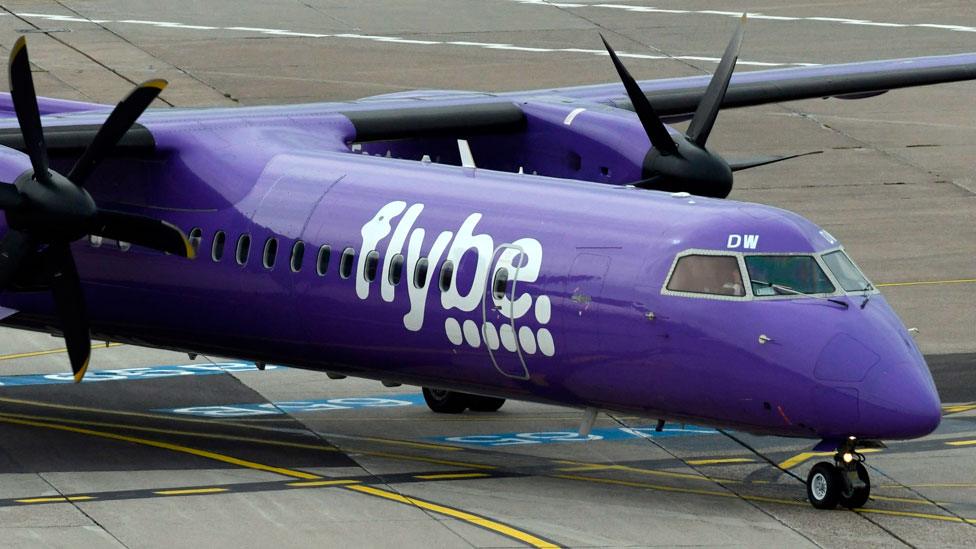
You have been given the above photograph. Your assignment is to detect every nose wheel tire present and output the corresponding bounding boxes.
[807,462,842,509]
[422,388,507,414]
[806,459,871,510]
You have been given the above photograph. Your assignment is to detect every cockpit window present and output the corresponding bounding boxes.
[822,250,871,292]
[745,255,834,296]
[666,255,745,297]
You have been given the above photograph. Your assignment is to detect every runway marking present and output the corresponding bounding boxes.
[0,403,495,470]
[346,484,561,548]
[0,414,322,480]
[10,12,815,68]
[506,1,976,35]
[946,439,976,447]
[554,460,737,483]
[359,450,496,470]
[856,507,976,525]
[0,342,122,361]
[15,495,95,504]
[778,448,882,469]
[287,479,360,487]
[0,362,274,386]
[414,472,492,480]
[877,278,976,288]
[943,403,976,414]
[555,474,976,524]
[154,487,228,496]
[686,457,754,466]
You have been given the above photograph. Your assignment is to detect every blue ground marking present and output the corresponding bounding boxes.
[434,426,717,447]
[156,393,428,417]
[0,362,276,387]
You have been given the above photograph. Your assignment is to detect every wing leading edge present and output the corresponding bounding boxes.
[527,51,976,117]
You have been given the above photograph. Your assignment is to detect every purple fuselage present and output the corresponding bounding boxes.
[0,95,941,444]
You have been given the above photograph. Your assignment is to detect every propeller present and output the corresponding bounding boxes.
[602,15,821,198]
[0,36,194,382]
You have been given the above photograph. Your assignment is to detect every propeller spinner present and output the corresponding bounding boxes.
[0,37,195,382]
[601,15,820,198]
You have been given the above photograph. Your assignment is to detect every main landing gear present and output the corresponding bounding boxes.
[421,387,506,414]
[806,439,871,510]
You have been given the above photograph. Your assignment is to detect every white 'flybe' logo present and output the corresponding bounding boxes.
[358,201,554,357]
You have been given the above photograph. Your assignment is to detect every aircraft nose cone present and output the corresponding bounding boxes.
[858,360,941,439]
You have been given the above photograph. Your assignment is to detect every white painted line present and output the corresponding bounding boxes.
[10,12,814,67]
[563,107,586,125]
[506,0,976,35]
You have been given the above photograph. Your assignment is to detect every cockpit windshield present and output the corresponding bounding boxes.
[745,255,835,296]
[821,250,872,292]
[666,255,745,297]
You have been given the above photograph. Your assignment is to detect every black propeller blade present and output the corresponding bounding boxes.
[45,243,90,382]
[68,79,167,185]
[686,14,745,147]
[89,210,196,258]
[600,35,677,155]
[0,37,193,383]
[603,16,821,198]
[8,36,50,183]
[728,150,823,172]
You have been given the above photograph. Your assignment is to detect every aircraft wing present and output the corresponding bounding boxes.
[515,52,976,117]
[338,51,976,142]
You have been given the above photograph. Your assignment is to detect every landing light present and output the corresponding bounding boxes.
[842,452,854,463]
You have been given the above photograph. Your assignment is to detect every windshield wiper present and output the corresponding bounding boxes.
[860,282,874,309]
[752,280,849,309]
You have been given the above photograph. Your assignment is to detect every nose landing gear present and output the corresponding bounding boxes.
[806,440,871,510]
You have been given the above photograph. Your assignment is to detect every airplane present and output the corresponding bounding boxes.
[0,16,972,510]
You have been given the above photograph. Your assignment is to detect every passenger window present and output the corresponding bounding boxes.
[290,240,305,273]
[188,228,203,254]
[339,247,355,279]
[745,255,834,296]
[263,237,278,269]
[439,260,454,291]
[212,231,226,262]
[364,250,379,282]
[667,255,744,297]
[389,253,404,285]
[492,268,509,300]
[414,258,429,288]
[316,245,331,276]
[236,234,251,265]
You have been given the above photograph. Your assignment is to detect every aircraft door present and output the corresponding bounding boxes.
[482,243,529,380]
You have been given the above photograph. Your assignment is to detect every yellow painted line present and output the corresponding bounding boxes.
[946,439,976,447]
[359,450,495,470]
[0,343,123,361]
[414,472,491,480]
[154,487,228,496]
[686,458,754,466]
[943,404,976,414]
[0,410,494,472]
[286,480,360,487]
[554,474,792,505]
[0,415,321,480]
[346,485,559,548]
[871,495,946,506]
[0,411,341,452]
[555,461,736,483]
[331,435,463,452]
[856,507,976,524]
[876,278,976,288]
[778,448,881,469]
[16,496,95,504]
